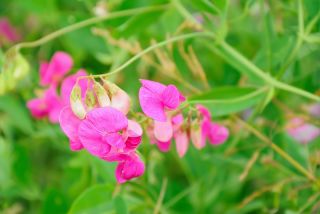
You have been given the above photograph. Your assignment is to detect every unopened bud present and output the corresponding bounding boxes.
[93,81,111,107]
[85,88,96,111]
[70,84,86,119]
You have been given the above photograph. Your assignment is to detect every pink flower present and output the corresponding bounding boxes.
[59,107,84,151]
[0,18,20,45]
[191,105,229,149]
[139,79,185,122]
[172,114,189,157]
[286,117,320,144]
[115,153,145,184]
[27,86,63,123]
[40,52,73,86]
[78,107,143,158]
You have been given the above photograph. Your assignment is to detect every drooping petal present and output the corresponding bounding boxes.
[115,154,145,184]
[174,130,189,157]
[154,120,173,142]
[196,104,211,120]
[157,141,171,152]
[139,86,166,121]
[208,123,229,145]
[60,69,88,105]
[59,107,83,150]
[190,123,206,150]
[125,120,143,150]
[40,51,73,86]
[26,97,49,119]
[162,85,180,109]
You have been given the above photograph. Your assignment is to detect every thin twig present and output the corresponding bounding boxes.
[153,177,168,214]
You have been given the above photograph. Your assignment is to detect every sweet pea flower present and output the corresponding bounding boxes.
[139,79,185,122]
[286,117,320,144]
[115,153,145,184]
[27,86,63,123]
[191,105,229,149]
[0,18,20,46]
[104,81,131,115]
[40,52,73,86]
[172,114,189,157]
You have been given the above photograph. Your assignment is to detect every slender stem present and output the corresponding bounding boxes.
[153,177,168,214]
[188,86,268,104]
[234,116,317,183]
[78,32,214,80]
[276,0,304,79]
[12,5,169,50]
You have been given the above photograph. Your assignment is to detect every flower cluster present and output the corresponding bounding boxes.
[27,52,87,123]
[139,79,229,157]
[27,52,230,183]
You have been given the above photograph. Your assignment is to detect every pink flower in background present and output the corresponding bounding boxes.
[191,105,229,148]
[0,18,20,46]
[286,117,320,144]
[172,114,189,157]
[139,79,185,122]
[40,52,73,86]
[27,86,63,123]
[115,153,145,184]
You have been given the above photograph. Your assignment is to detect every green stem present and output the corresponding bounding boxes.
[153,177,168,214]
[234,116,317,184]
[276,0,304,79]
[79,32,214,80]
[12,5,169,50]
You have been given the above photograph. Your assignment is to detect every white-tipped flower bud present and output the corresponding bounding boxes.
[70,84,86,119]
[93,81,111,107]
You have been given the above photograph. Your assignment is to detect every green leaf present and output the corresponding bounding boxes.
[188,86,267,116]
[0,95,33,134]
[68,184,114,214]
[114,195,128,214]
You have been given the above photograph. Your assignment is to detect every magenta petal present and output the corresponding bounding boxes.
[157,141,171,152]
[140,79,166,95]
[45,87,63,123]
[27,97,49,119]
[208,123,229,145]
[287,118,320,144]
[61,69,88,105]
[78,107,127,157]
[162,85,180,109]
[59,107,83,149]
[197,105,211,120]
[174,130,189,157]
[115,154,145,184]
[0,18,20,43]
[139,86,166,122]
[40,52,73,86]
[125,120,143,150]
[154,120,173,142]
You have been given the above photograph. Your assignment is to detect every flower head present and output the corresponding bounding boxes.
[115,153,145,184]
[139,79,185,122]
[286,117,320,144]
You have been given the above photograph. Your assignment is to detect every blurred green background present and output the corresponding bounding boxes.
[0,0,320,213]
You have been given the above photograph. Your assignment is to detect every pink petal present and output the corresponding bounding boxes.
[157,141,171,152]
[78,107,128,156]
[59,107,83,150]
[26,97,49,119]
[208,123,229,145]
[196,104,211,120]
[44,87,63,123]
[139,86,166,122]
[162,85,180,109]
[174,130,189,157]
[115,154,145,184]
[190,125,206,150]
[60,69,88,105]
[125,120,143,150]
[40,51,73,86]
[287,118,320,144]
[0,18,20,43]
[140,79,166,96]
[154,120,173,142]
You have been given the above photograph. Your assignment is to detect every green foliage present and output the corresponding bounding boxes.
[0,0,319,213]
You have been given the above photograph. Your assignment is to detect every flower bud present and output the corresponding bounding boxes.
[70,84,86,119]
[85,88,96,111]
[104,80,131,115]
[93,81,111,107]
